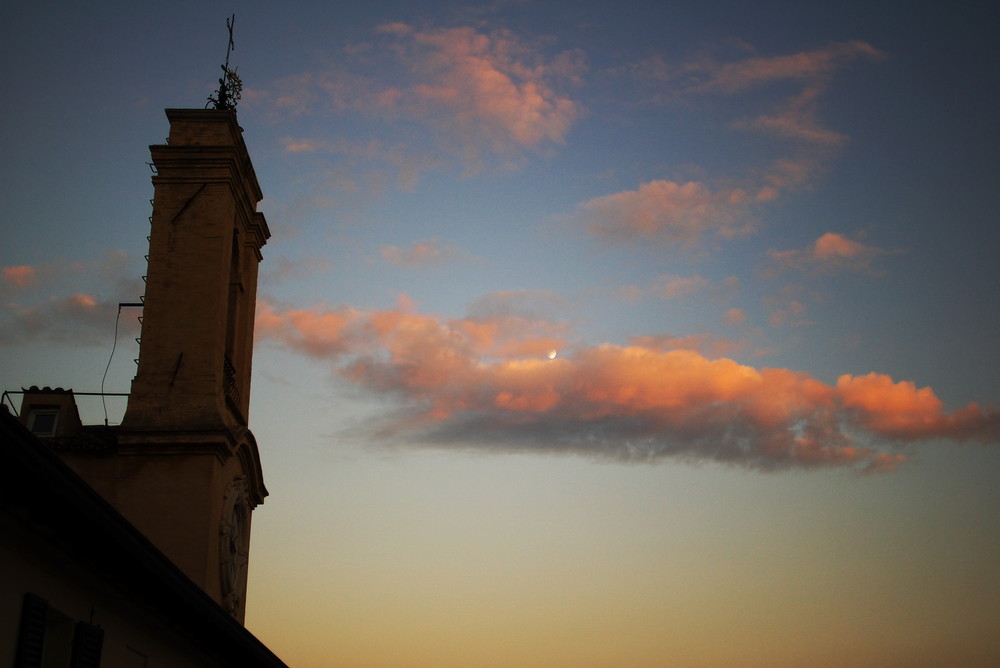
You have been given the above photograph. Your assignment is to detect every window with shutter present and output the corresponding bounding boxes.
[70,622,104,668]
[14,593,48,668]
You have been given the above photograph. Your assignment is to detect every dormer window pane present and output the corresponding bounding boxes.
[27,410,59,436]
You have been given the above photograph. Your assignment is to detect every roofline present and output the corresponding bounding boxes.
[0,406,288,667]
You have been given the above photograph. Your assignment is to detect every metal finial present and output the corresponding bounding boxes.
[207,14,242,111]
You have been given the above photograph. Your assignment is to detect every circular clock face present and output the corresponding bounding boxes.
[220,477,249,613]
[223,508,245,591]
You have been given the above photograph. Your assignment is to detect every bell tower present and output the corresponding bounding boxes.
[123,109,268,431]
[113,108,270,622]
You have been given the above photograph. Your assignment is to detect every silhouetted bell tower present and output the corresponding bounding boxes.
[115,108,270,622]
[123,109,268,431]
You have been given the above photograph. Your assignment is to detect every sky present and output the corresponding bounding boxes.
[2,1,999,666]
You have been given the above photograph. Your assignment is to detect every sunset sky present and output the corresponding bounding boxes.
[2,1,999,666]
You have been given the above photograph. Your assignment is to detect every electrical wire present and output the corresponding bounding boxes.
[100,302,144,426]
[100,306,123,426]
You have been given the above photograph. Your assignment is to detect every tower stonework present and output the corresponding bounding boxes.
[124,109,269,430]
[111,108,270,622]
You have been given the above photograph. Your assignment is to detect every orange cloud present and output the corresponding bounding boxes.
[257,295,569,363]
[837,373,943,438]
[257,300,1000,472]
[833,373,1000,443]
[2,265,37,289]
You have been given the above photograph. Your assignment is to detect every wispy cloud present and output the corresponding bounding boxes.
[0,252,142,344]
[704,42,882,149]
[646,274,742,301]
[690,41,884,94]
[255,23,585,173]
[577,178,771,245]
[629,332,746,359]
[724,308,746,326]
[2,265,37,290]
[381,239,471,268]
[261,256,332,285]
[279,136,444,193]
[375,24,584,153]
[0,293,139,345]
[767,232,888,275]
[594,41,884,245]
[731,85,847,146]
[257,299,999,472]
[763,285,816,329]
[650,274,710,299]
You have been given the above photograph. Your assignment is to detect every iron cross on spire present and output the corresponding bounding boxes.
[208,14,242,111]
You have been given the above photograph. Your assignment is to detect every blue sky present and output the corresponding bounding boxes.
[2,1,999,666]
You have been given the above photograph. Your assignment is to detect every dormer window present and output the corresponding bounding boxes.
[18,388,83,437]
[26,408,59,437]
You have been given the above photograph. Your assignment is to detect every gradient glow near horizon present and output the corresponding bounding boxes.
[2,1,999,666]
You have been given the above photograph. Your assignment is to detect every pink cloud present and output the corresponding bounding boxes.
[763,286,814,329]
[576,155,819,246]
[629,41,883,159]
[768,232,887,274]
[725,308,746,326]
[375,22,413,37]
[243,23,584,168]
[0,252,142,344]
[381,239,467,268]
[257,300,999,472]
[277,136,445,193]
[615,284,643,303]
[282,138,317,154]
[257,295,568,364]
[651,275,710,299]
[579,179,758,245]
[629,332,746,359]
[382,25,583,156]
[694,41,885,94]
[0,292,136,345]
[813,232,872,259]
[2,265,37,289]
[732,85,847,146]
[262,256,331,285]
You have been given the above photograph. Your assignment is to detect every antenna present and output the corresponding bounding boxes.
[207,14,242,111]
